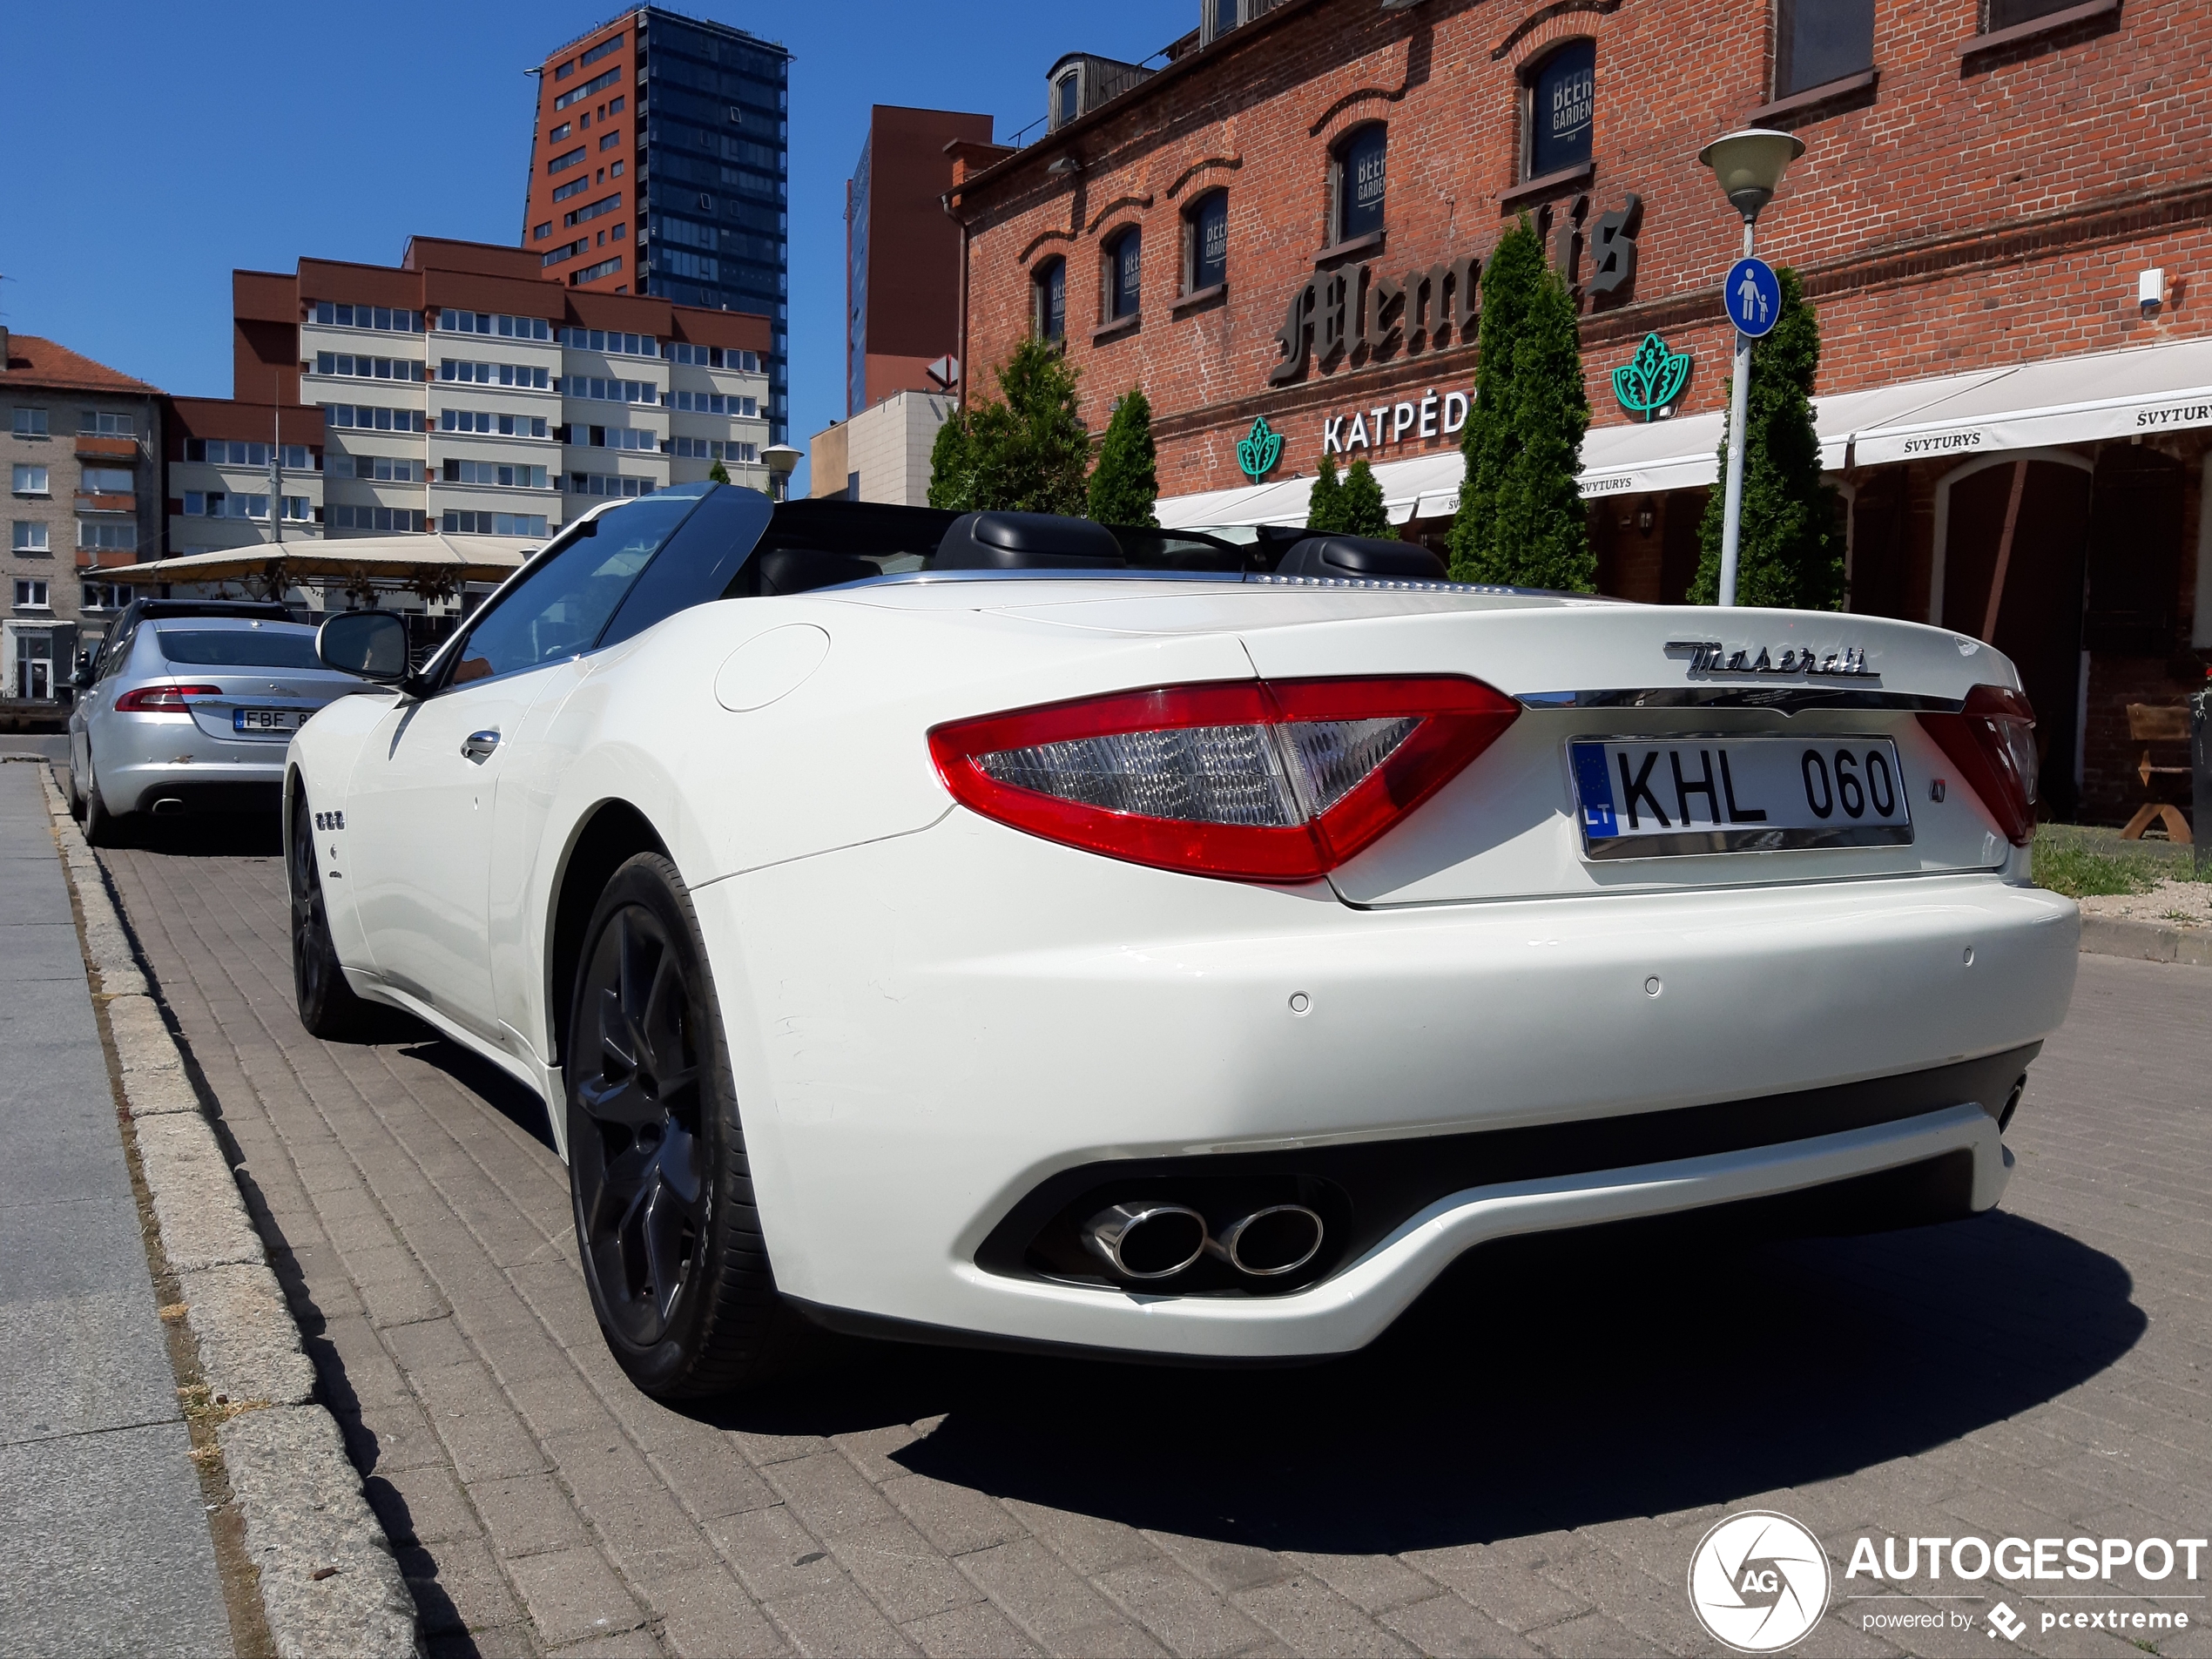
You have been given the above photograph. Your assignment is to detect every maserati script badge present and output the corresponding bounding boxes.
[1667,639,1876,678]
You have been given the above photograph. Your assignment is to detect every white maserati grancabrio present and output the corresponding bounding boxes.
[287,482,2079,1398]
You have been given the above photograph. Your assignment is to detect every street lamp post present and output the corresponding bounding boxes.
[1696,128,1805,608]
[761,443,802,503]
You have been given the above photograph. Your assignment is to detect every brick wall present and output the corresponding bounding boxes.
[954,0,2212,497]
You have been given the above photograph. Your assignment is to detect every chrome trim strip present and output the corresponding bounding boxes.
[1520,687,1962,714]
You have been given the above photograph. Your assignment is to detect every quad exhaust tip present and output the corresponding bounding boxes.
[1082,1201,1325,1283]
[1082,1203,1209,1280]
[1208,1204,1325,1278]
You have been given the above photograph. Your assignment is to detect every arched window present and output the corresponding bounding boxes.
[1055,72,1079,129]
[1524,39,1595,179]
[1184,190,1228,294]
[1032,258,1066,343]
[1332,124,1387,244]
[1103,226,1142,322]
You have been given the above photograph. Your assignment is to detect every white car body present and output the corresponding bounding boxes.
[287,498,2079,1363]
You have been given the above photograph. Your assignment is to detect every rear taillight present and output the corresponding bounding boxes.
[1919,685,2038,846]
[928,676,1521,881]
[113,684,222,713]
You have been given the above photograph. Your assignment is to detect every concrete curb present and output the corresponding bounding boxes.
[2078,913,2212,967]
[37,765,421,1659]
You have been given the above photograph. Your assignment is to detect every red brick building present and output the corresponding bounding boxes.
[948,0,2211,823]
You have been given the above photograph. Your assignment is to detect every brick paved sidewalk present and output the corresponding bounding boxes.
[98,824,2211,1659]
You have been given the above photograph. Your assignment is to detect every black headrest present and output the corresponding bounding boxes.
[934,511,1127,570]
[754,549,882,596]
[1276,535,1447,581]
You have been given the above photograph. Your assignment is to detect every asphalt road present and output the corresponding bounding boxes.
[92,811,2212,1659]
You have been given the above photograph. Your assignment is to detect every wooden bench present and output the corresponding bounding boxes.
[2120,704,2193,844]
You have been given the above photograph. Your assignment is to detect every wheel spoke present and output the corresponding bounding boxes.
[656,1121,705,1209]
[577,1069,657,1130]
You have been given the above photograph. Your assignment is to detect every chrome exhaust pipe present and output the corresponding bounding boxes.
[1082,1203,1209,1280]
[151,797,185,815]
[1208,1204,1325,1278]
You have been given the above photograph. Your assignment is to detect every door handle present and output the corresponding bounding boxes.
[462,730,501,764]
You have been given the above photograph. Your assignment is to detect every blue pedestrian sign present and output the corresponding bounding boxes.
[1724,257,1783,338]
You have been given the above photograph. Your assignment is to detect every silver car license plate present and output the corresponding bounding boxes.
[1569,737,1913,860]
[232,707,304,734]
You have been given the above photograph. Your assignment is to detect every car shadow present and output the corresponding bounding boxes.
[696,1209,2141,1554]
[392,1035,557,1151]
[93,809,285,859]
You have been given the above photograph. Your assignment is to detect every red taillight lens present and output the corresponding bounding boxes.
[113,684,222,713]
[928,676,1521,882]
[1919,685,2039,846]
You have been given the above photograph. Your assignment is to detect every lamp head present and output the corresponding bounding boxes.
[1696,128,1805,222]
[762,443,802,478]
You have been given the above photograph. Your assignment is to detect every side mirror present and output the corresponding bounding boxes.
[317,610,410,684]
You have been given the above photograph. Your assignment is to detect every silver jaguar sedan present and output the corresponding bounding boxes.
[69,600,366,844]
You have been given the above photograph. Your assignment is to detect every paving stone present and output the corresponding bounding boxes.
[769,1449,907,1541]
[470,1471,594,1561]
[650,1561,788,1659]
[882,1474,1030,1558]
[957,1538,1168,1657]
[1378,1593,1549,1658]
[762,1581,920,1657]
[505,1544,650,1648]
[1232,1574,1419,1656]
[903,1597,1045,1658]
[827,1515,985,1623]
[1091,1557,1270,1658]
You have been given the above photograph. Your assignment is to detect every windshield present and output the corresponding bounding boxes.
[153,629,325,671]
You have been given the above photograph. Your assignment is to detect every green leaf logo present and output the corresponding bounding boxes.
[1237,415,1283,481]
[1612,332,1692,422]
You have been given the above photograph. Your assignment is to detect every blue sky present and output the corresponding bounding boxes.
[3,0,1190,493]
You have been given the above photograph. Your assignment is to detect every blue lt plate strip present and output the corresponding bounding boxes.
[1570,742,1618,839]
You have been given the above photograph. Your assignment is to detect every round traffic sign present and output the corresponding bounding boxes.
[1723,257,1783,338]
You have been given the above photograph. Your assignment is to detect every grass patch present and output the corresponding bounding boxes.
[2031,828,2171,898]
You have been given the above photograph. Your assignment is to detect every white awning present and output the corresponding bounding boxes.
[1157,336,2212,529]
[1844,336,2212,466]
[107,532,541,587]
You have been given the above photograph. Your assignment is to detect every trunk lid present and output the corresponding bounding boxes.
[964,583,2023,903]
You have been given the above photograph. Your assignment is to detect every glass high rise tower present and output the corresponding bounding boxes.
[523,8,791,441]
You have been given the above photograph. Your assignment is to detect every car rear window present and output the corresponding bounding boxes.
[153,629,324,671]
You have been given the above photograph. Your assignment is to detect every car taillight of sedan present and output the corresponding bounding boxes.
[929,675,1521,881]
[112,684,223,713]
[1918,685,2039,846]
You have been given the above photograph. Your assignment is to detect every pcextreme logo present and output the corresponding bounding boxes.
[1687,1512,1831,1653]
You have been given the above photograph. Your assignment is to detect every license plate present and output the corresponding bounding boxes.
[1569,737,1913,859]
[232,707,304,733]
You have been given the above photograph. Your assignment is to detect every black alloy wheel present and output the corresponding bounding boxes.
[567,853,796,1397]
[289,789,375,1040]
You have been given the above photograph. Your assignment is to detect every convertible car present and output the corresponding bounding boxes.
[287,482,2078,1398]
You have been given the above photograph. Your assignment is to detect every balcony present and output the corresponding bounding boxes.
[75,435,138,463]
[75,549,140,571]
[76,493,136,514]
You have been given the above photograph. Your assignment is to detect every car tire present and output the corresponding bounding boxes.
[566,853,803,1399]
[82,753,119,846]
[288,790,378,1041]
[66,757,85,820]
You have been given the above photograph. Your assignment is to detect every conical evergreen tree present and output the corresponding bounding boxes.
[1689,266,1843,610]
[927,338,1090,514]
[1338,457,1394,538]
[707,455,732,485]
[1305,451,1344,531]
[1448,217,1595,590]
[1087,388,1159,525]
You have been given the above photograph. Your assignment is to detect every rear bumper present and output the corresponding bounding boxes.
[94,716,287,813]
[698,813,2079,1359]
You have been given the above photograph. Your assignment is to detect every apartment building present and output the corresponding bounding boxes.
[203,236,770,557]
[0,328,163,704]
[522,8,792,440]
[164,400,324,560]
